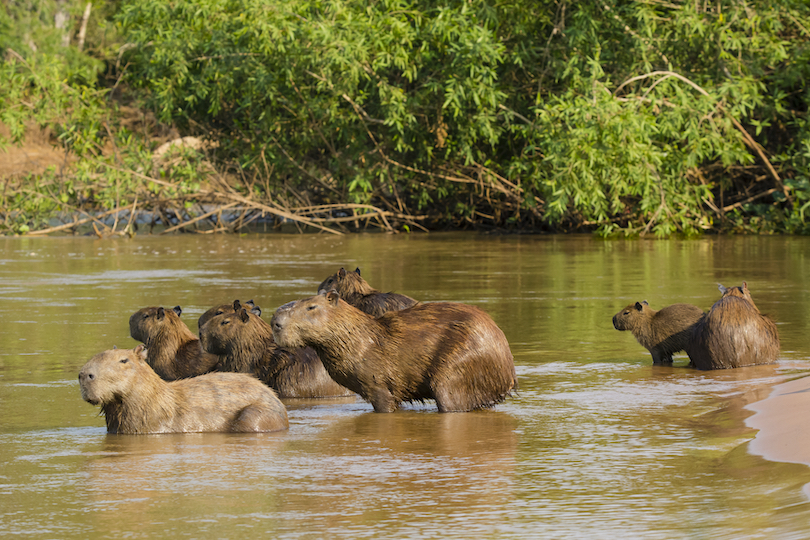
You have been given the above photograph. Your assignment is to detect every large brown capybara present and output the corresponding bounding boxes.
[688,282,780,370]
[200,307,353,398]
[78,345,289,434]
[197,299,261,334]
[270,291,517,413]
[317,267,418,317]
[129,305,220,380]
[612,301,705,365]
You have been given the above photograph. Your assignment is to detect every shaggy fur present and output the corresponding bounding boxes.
[317,267,418,317]
[197,299,260,334]
[78,345,288,434]
[688,282,780,370]
[271,291,517,413]
[612,301,705,364]
[199,308,353,398]
[129,306,219,380]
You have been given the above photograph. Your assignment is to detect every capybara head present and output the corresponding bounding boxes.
[612,301,651,331]
[272,291,346,349]
[198,299,260,334]
[130,306,183,343]
[200,307,265,356]
[317,267,371,295]
[718,282,757,308]
[78,345,150,405]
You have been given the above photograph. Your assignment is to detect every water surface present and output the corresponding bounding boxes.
[1,233,809,538]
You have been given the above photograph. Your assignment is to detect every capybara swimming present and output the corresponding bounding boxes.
[78,345,288,434]
[271,291,517,413]
[317,267,418,317]
[200,307,353,398]
[129,305,220,380]
[198,299,260,334]
[688,282,779,370]
[612,301,705,365]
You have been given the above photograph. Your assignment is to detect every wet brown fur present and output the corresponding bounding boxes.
[200,308,353,398]
[688,282,780,370]
[612,301,705,364]
[129,306,219,380]
[78,345,289,434]
[197,299,260,334]
[271,291,517,413]
[317,267,418,317]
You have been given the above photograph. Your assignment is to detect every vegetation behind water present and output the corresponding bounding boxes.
[1,0,809,236]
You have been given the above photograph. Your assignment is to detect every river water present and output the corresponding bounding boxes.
[1,233,809,538]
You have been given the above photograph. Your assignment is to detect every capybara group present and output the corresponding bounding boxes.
[200,305,353,398]
[317,267,418,317]
[78,345,288,434]
[612,301,705,365]
[271,291,517,413]
[129,305,220,380]
[688,282,779,370]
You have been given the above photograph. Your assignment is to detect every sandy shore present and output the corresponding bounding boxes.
[746,374,810,495]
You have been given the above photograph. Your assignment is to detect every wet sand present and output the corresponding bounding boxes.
[746,374,810,496]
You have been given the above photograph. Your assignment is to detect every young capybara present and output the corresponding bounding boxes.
[688,282,779,370]
[197,299,261,334]
[612,301,705,365]
[78,345,289,434]
[270,291,517,413]
[317,267,418,317]
[129,305,220,380]
[200,307,353,398]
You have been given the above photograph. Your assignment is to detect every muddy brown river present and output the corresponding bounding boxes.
[1,233,809,538]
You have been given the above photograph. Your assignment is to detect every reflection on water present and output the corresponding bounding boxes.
[1,233,810,538]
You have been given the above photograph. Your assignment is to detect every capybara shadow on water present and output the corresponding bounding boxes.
[78,345,288,434]
[129,306,220,380]
[317,267,418,317]
[688,282,779,370]
[200,306,353,398]
[271,291,517,413]
[612,301,705,365]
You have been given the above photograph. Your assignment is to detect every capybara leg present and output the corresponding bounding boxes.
[651,349,673,365]
[433,385,473,413]
[369,387,398,413]
[232,405,287,432]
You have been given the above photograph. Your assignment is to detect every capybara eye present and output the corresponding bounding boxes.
[120,358,128,364]
[307,306,317,311]
[623,311,630,315]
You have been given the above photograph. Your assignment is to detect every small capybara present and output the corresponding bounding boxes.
[688,282,779,370]
[200,307,353,398]
[78,345,289,434]
[129,305,220,380]
[270,291,517,413]
[612,301,705,365]
[317,267,418,317]
[198,299,261,334]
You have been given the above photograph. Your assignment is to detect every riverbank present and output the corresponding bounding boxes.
[746,374,810,497]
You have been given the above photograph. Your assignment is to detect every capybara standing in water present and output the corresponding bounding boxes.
[78,345,288,434]
[129,306,220,380]
[200,307,353,398]
[271,291,517,413]
[688,282,779,370]
[317,267,418,317]
[612,301,705,365]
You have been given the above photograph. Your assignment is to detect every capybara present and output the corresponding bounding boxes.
[612,301,705,364]
[198,299,260,334]
[129,305,220,380]
[200,307,353,398]
[270,291,517,413]
[78,345,289,434]
[688,282,779,370]
[317,267,418,317]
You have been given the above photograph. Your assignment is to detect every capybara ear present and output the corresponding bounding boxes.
[326,290,340,305]
[233,299,242,312]
[338,267,346,278]
[134,344,147,359]
[251,306,262,317]
[718,283,728,294]
[634,302,644,311]
[239,308,250,323]
[742,281,748,291]
[245,299,255,308]
[355,267,361,275]
[173,306,182,317]
[641,300,649,306]
[157,307,165,320]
